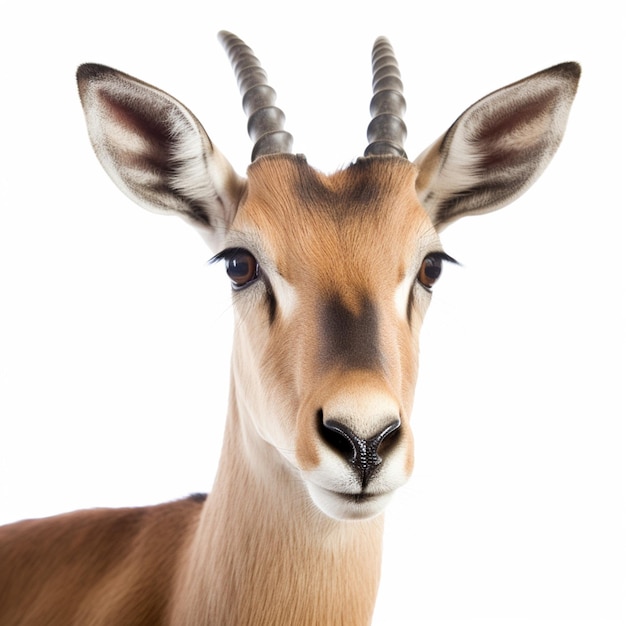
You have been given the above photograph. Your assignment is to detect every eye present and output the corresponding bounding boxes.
[223,248,259,289]
[417,252,456,290]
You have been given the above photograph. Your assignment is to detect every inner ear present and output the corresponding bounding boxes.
[77,64,245,249]
[414,62,580,230]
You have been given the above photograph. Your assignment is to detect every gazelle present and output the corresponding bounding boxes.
[0,32,579,625]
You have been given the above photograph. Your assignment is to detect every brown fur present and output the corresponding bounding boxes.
[0,498,202,625]
[231,156,430,476]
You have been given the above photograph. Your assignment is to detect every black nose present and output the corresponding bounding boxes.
[320,417,401,488]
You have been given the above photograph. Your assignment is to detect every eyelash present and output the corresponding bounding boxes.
[416,251,458,290]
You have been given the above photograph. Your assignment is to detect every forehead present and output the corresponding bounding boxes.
[235,155,435,282]
[244,154,420,216]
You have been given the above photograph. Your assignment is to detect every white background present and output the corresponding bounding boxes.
[0,1,623,624]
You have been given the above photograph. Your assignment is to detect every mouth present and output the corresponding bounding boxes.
[343,491,377,504]
[306,483,394,521]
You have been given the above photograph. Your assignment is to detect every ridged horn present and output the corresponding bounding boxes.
[218,31,293,162]
[364,37,407,158]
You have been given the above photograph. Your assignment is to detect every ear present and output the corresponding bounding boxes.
[76,63,245,250]
[414,62,580,230]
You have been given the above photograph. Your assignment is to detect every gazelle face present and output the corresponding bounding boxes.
[221,155,445,520]
[76,31,578,521]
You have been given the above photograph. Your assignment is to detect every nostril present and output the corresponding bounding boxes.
[375,420,401,459]
[318,410,355,462]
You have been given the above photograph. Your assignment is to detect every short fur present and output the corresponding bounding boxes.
[0,34,580,625]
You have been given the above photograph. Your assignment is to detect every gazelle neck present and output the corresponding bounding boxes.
[171,374,385,626]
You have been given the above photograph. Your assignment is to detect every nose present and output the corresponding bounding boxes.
[320,417,401,488]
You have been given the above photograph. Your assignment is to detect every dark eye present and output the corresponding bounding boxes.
[417,253,452,290]
[224,249,259,289]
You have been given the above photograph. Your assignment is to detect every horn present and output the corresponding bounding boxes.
[218,31,293,162]
[364,37,407,158]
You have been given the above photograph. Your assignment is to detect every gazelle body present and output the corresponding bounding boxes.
[0,33,579,625]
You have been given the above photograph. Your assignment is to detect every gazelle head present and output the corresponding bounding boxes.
[76,33,579,521]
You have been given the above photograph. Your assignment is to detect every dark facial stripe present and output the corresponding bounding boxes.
[319,293,382,371]
[266,283,277,324]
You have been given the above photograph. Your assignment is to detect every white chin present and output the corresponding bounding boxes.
[306,483,394,521]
